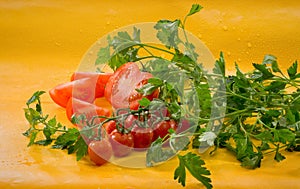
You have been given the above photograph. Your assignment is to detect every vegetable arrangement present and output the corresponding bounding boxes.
[23,4,300,189]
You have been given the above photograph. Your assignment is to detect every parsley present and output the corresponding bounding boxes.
[174,152,212,189]
[23,91,88,160]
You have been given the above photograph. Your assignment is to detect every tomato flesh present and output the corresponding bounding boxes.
[105,62,159,110]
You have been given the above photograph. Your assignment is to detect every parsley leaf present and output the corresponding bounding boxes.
[174,152,212,189]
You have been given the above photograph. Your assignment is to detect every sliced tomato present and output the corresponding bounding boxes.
[104,62,138,104]
[49,78,98,108]
[66,97,111,125]
[71,72,112,97]
[105,62,159,110]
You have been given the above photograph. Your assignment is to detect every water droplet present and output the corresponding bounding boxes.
[238,58,241,62]
[222,26,228,31]
[247,42,252,48]
[237,38,241,41]
[197,33,202,39]
[227,52,231,56]
[106,21,110,25]
[55,42,61,46]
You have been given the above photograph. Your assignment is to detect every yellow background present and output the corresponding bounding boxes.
[0,0,300,188]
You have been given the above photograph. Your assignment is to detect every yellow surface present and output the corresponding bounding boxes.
[1,0,300,188]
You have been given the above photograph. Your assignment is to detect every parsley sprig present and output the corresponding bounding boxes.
[23,91,88,160]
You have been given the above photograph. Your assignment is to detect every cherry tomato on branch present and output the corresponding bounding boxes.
[152,120,177,142]
[109,129,134,157]
[131,125,153,150]
[88,139,113,166]
[103,120,117,135]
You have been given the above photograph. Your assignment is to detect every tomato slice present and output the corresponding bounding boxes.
[66,97,111,124]
[71,72,112,97]
[105,62,159,110]
[50,75,111,108]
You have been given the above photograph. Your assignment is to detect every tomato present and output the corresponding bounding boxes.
[105,62,159,109]
[104,62,138,104]
[88,139,113,166]
[131,126,153,150]
[176,119,191,134]
[109,129,134,157]
[49,78,98,108]
[103,120,117,135]
[70,72,112,83]
[66,97,111,124]
[128,72,159,110]
[152,120,177,142]
[71,72,112,97]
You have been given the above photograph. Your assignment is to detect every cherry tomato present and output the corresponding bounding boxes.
[88,139,113,166]
[152,120,177,142]
[66,97,111,124]
[176,119,190,134]
[109,129,134,157]
[131,126,153,150]
[103,120,117,135]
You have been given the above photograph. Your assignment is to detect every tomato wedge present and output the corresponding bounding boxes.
[105,62,159,109]
[49,72,112,108]
[66,97,111,124]
[71,72,112,97]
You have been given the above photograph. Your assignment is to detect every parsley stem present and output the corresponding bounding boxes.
[138,43,175,55]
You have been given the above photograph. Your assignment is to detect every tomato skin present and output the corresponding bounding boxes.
[49,78,98,108]
[131,126,153,150]
[66,97,111,124]
[71,72,112,98]
[176,119,190,134]
[70,72,112,84]
[49,82,73,108]
[88,140,113,166]
[103,120,117,135]
[109,129,134,157]
[152,120,177,142]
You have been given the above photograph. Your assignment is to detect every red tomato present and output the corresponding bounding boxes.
[88,139,113,166]
[131,126,153,150]
[176,119,191,134]
[49,78,98,108]
[70,72,112,83]
[104,62,159,109]
[104,62,137,104]
[109,129,134,157]
[66,97,111,124]
[71,72,112,97]
[152,120,177,142]
[103,120,117,135]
